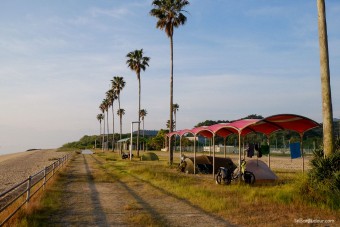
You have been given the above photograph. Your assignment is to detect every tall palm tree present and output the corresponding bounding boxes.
[96,113,104,149]
[103,98,110,150]
[173,103,179,151]
[99,101,106,151]
[126,49,150,157]
[117,108,125,152]
[317,0,334,156]
[150,0,189,165]
[140,109,148,151]
[106,89,117,152]
[111,76,126,142]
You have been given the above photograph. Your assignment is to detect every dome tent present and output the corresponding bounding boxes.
[141,152,159,161]
[246,160,278,182]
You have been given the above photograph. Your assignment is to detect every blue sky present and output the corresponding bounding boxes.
[0,0,339,154]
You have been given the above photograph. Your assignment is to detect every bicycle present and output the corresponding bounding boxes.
[216,159,255,185]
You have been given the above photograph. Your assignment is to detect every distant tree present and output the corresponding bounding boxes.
[173,103,179,131]
[242,114,264,119]
[140,109,148,151]
[106,89,118,151]
[166,120,175,131]
[147,129,168,150]
[126,49,150,157]
[99,100,107,151]
[111,76,126,142]
[103,98,111,150]
[195,120,229,128]
[117,108,125,151]
[96,113,104,149]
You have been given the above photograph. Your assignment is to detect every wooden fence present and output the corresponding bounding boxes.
[0,154,70,226]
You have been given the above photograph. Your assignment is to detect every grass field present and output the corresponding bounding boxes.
[13,149,339,226]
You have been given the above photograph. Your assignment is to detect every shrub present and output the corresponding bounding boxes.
[300,138,340,209]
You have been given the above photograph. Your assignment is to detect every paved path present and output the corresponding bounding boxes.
[48,153,234,227]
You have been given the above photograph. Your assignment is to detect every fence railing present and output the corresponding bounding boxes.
[0,154,70,226]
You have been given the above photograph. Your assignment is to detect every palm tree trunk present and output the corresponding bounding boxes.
[174,111,177,151]
[143,118,145,151]
[112,105,115,152]
[317,0,334,156]
[118,96,122,154]
[106,110,109,150]
[102,114,105,151]
[120,114,123,153]
[169,35,174,165]
[99,120,102,149]
[137,75,141,157]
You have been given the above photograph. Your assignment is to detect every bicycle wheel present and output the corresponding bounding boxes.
[242,171,256,184]
[216,170,223,184]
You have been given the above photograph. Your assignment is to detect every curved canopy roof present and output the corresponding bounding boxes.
[167,114,320,138]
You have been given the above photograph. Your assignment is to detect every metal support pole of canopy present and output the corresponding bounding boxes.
[213,134,215,179]
[300,133,304,173]
[179,135,182,161]
[224,137,227,158]
[194,135,197,175]
[243,136,246,159]
[267,135,271,168]
[238,133,241,178]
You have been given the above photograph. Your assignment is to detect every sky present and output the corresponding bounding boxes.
[0,0,339,154]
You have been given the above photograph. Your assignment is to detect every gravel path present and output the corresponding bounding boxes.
[48,154,234,227]
[0,149,67,193]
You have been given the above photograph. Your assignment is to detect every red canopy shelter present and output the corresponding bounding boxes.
[167,114,320,176]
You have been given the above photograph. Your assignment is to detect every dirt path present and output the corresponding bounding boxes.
[49,154,233,227]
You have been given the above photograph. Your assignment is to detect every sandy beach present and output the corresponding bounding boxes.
[0,149,68,193]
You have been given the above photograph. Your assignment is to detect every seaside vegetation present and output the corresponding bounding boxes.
[300,138,340,209]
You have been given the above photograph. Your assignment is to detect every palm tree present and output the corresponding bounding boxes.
[99,101,106,151]
[106,89,117,152]
[111,76,126,142]
[150,0,189,165]
[140,109,148,151]
[166,120,175,131]
[317,0,334,156]
[173,103,179,131]
[103,98,110,150]
[117,108,125,152]
[126,49,150,157]
[173,103,179,151]
[96,113,104,149]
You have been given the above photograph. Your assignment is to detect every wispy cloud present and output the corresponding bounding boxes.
[89,7,131,19]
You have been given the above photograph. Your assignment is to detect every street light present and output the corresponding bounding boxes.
[130,121,141,160]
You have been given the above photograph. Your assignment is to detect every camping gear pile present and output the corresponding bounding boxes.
[215,159,256,185]
[178,155,236,174]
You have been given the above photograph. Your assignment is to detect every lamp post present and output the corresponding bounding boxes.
[130,121,141,160]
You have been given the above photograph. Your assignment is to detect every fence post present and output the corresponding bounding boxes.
[52,162,55,176]
[43,166,47,190]
[26,176,32,204]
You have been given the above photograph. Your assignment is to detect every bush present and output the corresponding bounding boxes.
[300,138,340,209]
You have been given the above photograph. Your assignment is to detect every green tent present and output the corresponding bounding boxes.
[141,152,159,161]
